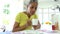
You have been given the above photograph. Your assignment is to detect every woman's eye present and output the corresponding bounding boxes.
[31,7,34,9]
[35,7,37,10]
[30,6,37,10]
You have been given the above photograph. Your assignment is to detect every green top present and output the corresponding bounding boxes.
[15,12,38,30]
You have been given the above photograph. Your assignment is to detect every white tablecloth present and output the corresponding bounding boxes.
[12,30,60,34]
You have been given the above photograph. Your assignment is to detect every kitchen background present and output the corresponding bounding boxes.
[0,0,60,32]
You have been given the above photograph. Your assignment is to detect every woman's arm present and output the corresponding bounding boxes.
[12,22,28,32]
[12,20,32,32]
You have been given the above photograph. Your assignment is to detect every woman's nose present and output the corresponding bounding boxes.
[32,8,36,12]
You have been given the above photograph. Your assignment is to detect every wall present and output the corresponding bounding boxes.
[0,0,23,31]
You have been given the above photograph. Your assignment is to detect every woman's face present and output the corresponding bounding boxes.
[27,2,38,15]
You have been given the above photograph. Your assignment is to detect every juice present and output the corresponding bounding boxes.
[52,25,55,30]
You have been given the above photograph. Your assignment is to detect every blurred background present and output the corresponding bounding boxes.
[0,0,60,32]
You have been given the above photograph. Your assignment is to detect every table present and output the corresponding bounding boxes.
[0,30,60,34]
[12,30,60,34]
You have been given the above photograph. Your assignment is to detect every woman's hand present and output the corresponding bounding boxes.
[27,20,32,26]
[33,21,41,30]
[26,20,32,27]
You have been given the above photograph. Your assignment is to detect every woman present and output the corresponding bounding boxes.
[12,0,41,32]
